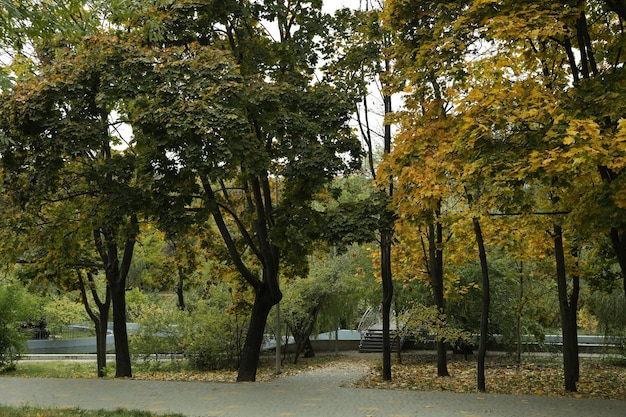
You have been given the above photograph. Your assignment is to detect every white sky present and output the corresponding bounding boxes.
[323,0,360,12]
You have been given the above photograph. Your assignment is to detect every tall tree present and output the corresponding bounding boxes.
[466,192,491,392]
[455,0,626,391]
[126,0,361,382]
[383,0,476,378]
[0,34,145,377]
[324,2,397,381]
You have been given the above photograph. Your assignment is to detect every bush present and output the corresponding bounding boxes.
[128,292,184,362]
[127,285,249,371]
[41,293,88,337]
[181,285,248,371]
[588,290,626,337]
[0,281,36,371]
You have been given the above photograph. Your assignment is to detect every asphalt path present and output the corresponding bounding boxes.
[1,361,625,417]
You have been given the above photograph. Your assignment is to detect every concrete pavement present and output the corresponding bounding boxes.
[1,362,625,417]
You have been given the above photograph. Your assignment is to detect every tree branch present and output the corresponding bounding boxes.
[202,177,261,290]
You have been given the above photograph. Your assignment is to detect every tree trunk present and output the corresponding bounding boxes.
[573,7,626,300]
[177,265,186,311]
[516,262,524,364]
[77,271,111,378]
[609,228,626,299]
[110,281,132,378]
[381,231,393,381]
[599,167,626,299]
[93,220,136,379]
[95,308,109,377]
[552,224,579,392]
[380,72,394,382]
[302,339,315,359]
[569,250,581,384]
[102,238,133,379]
[204,178,281,382]
[473,217,490,392]
[429,219,449,377]
[290,303,322,364]
[237,284,277,382]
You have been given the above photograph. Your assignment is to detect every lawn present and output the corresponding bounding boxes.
[0,406,185,417]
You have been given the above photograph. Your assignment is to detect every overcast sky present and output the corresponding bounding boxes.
[323,0,361,13]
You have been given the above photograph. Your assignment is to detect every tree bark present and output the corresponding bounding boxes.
[552,224,579,392]
[473,217,490,392]
[94,224,135,378]
[237,284,276,382]
[77,271,111,378]
[290,303,322,364]
[381,231,393,381]
[95,312,109,377]
[609,228,626,298]
[110,280,132,378]
[516,262,524,364]
[429,217,449,377]
[569,10,626,300]
[380,74,394,381]
[288,337,315,363]
[203,178,282,382]
[177,265,186,311]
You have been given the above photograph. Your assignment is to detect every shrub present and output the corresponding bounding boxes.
[128,293,184,362]
[127,285,249,371]
[41,293,89,337]
[0,281,36,371]
[181,285,248,371]
[588,290,626,337]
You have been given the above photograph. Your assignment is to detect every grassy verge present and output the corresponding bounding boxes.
[5,352,346,381]
[4,352,626,400]
[0,406,185,417]
[5,360,108,379]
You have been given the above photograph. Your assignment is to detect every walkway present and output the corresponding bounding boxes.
[1,361,625,417]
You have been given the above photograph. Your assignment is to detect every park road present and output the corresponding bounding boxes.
[1,361,625,417]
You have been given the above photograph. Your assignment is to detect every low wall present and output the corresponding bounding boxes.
[26,335,116,354]
[281,339,361,353]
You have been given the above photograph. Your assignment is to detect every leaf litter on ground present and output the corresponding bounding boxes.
[348,352,626,400]
[9,351,626,400]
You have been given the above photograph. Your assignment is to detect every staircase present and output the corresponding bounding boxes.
[359,326,405,353]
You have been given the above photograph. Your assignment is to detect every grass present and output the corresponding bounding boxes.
[5,352,344,382]
[2,351,625,411]
[6,360,107,379]
[0,406,185,417]
[0,354,344,417]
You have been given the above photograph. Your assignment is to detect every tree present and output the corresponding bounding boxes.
[0,34,146,377]
[382,0,477,378]
[76,270,111,377]
[281,244,377,363]
[467,194,490,392]
[383,0,626,393]
[126,0,361,382]
[453,0,626,392]
[324,2,397,381]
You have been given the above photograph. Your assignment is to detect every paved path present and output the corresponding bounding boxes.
[1,362,625,417]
